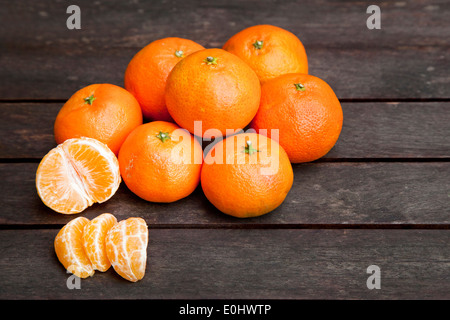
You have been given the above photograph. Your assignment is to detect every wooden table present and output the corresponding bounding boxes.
[1,0,449,301]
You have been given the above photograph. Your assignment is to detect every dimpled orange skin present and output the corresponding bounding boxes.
[251,73,343,163]
[118,121,203,203]
[124,37,205,121]
[165,48,261,138]
[223,24,308,83]
[201,133,293,218]
[54,83,143,155]
[54,217,94,278]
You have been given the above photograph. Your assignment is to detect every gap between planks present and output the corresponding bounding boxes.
[1,223,450,231]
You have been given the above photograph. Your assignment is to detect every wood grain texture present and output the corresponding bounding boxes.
[2,0,449,47]
[0,229,448,299]
[1,0,449,301]
[1,102,449,159]
[326,102,450,159]
[1,162,449,226]
[0,0,449,99]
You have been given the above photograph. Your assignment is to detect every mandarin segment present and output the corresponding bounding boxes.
[54,217,94,278]
[82,213,118,272]
[36,137,121,214]
[105,217,149,282]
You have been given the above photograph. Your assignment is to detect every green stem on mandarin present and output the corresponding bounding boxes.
[294,83,306,91]
[156,131,171,142]
[175,50,184,58]
[244,140,259,156]
[253,40,264,50]
[204,56,218,65]
[84,94,96,105]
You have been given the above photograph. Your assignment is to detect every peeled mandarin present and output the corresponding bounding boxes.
[36,137,121,214]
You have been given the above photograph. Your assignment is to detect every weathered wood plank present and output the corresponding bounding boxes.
[3,0,449,49]
[1,102,449,159]
[0,103,57,159]
[0,0,449,99]
[0,229,448,299]
[326,102,450,159]
[1,162,449,226]
[2,47,448,101]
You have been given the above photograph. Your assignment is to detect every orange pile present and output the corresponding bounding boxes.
[37,24,344,282]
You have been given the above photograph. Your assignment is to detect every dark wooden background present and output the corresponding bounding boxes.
[0,0,449,300]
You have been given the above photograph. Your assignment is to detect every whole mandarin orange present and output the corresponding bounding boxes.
[165,48,261,139]
[124,37,204,121]
[251,73,343,163]
[223,24,308,83]
[54,83,143,155]
[118,121,203,203]
[201,132,293,218]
